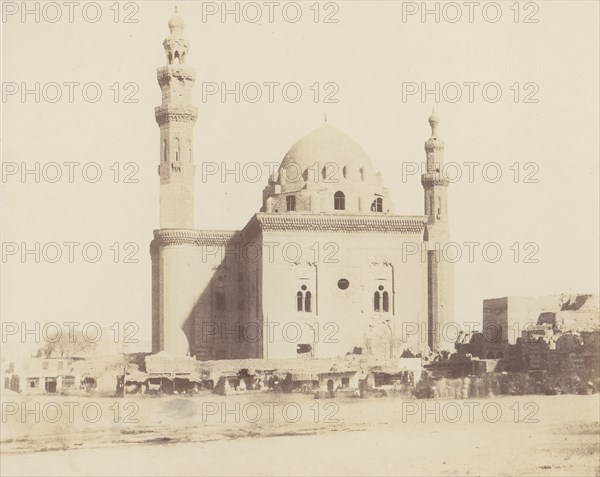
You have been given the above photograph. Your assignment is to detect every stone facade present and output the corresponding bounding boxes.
[151,11,454,360]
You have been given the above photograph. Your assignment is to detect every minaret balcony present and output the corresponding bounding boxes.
[156,65,196,85]
[158,162,196,177]
[155,105,198,127]
[421,172,449,187]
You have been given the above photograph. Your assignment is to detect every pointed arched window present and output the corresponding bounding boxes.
[163,140,168,162]
[374,285,389,313]
[297,285,312,313]
[296,291,303,312]
[334,191,345,210]
[175,138,180,162]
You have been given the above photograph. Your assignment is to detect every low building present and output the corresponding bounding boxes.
[11,357,80,394]
[144,351,203,394]
[481,293,599,359]
[317,367,366,394]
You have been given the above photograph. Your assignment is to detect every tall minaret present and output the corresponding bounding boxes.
[155,7,197,229]
[421,111,454,352]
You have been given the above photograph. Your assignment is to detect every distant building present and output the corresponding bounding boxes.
[7,357,78,394]
[151,10,455,360]
[481,294,599,359]
[3,355,125,395]
[520,323,559,370]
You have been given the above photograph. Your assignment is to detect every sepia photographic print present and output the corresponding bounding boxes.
[1,1,599,476]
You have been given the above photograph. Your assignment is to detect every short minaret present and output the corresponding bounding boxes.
[421,111,454,352]
[155,7,197,229]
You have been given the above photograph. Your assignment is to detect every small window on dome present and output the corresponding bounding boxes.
[371,197,383,213]
[322,163,337,182]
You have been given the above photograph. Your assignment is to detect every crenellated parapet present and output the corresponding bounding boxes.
[253,213,426,234]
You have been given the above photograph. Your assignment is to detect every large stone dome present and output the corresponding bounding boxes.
[277,123,379,189]
[262,123,393,215]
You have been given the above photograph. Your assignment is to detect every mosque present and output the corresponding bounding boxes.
[151,10,454,360]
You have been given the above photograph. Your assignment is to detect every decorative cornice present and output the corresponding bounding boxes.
[156,65,195,84]
[425,137,445,152]
[253,213,426,234]
[421,173,449,187]
[162,36,190,51]
[153,229,240,247]
[155,106,198,126]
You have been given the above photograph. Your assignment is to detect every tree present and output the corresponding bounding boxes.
[36,326,97,359]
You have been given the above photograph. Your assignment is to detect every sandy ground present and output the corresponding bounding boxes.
[1,392,598,476]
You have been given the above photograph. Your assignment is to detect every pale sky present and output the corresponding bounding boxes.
[2,1,599,348]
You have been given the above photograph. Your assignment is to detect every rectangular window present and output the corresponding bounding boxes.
[42,361,49,370]
[286,195,296,212]
[341,377,350,388]
[334,192,345,210]
[216,292,226,312]
[58,361,64,370]
[297,344,312,355]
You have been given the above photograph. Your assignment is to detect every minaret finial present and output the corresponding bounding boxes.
[428,108,440,137]
[168,5,185,33]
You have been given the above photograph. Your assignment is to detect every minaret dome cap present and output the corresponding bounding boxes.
[168,7,185,31]
[428,109,440,129]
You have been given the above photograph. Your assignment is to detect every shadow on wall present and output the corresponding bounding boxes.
[174,231,261,361]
